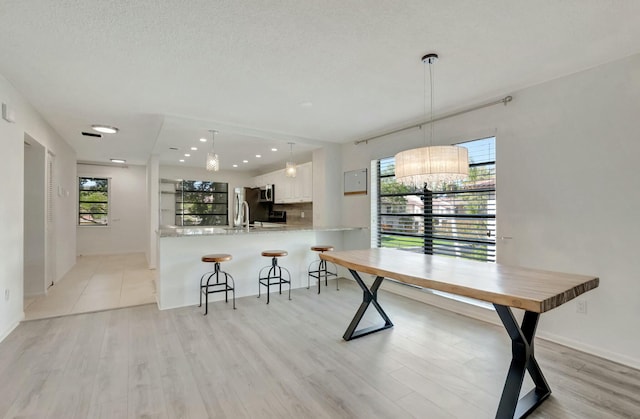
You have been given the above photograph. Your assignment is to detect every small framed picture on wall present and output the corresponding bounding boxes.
[344,168,367,195]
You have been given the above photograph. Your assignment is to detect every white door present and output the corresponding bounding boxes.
[46,151,56,288]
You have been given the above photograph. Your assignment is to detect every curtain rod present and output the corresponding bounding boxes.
[354,95,513,145]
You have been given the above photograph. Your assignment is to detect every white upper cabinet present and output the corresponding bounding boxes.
[293,162,312,203]
[252,174,264,188]
[301,162,313,202]
[252,162,312,203]
[274,170,293,203]
[262,171,277,188]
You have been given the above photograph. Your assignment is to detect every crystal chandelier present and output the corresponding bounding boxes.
[394,53,468,189]
[285,142,297,177]
[206,130,219,172]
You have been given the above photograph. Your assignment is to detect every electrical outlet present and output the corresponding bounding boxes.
[4,289,9,301]
[301,211,305,218]
[576,300,587,314]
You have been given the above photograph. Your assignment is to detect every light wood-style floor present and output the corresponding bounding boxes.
[23,253,156,320]
[3,279,639,418]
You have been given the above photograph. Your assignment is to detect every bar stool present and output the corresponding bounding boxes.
[308,245,338,294]
[258,250,291,304]
[199,253,236,314]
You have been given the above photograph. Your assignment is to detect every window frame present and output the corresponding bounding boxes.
[375,136,496,262]
[174,180,229,226]
[78,176,110,227]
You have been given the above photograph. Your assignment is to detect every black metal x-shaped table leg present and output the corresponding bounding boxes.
[343,269,393,341]
[494,304,551,419]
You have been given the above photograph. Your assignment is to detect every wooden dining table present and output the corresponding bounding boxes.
[320,248,599,419]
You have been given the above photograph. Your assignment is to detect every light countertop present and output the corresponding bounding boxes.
[158,224,365,238]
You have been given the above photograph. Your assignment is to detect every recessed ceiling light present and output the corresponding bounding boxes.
[200,138,207,142]
[256,154,261,158]
[179,159,185,163]
[184,153,191,157]
[271,148,278,152]
[242,160,248,163]
[190,147,197,151]
[110,159,126,164]
[300,101,313,107]
[91,125,119,134]
[232,164,238,168]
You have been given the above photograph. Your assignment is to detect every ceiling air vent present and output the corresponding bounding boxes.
[81,131,102,138]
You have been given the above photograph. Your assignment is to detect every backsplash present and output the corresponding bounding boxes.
[273,202,313,226]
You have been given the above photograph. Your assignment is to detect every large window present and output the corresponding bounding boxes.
[376,137,496,262]
[175,180,228,226]
[79,177,109,226]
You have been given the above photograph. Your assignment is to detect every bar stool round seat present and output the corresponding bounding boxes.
[311,245,334,252]
[261,250,288,258]
[202,253,232,263]
[199,253,236,314]
[258,250,291,304]
[308,245,338,294]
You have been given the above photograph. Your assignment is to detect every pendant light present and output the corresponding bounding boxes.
[394,53,468,189]
[206,130,220,172]
[285,142,297,177]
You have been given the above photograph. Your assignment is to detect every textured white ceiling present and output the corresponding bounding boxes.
[1,0,639,168]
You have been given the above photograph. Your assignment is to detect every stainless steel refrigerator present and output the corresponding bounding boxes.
[243,187,271,223]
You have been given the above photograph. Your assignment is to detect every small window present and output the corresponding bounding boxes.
[79,177,109,226]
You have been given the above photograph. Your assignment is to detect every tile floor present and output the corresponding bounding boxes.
[24,253,156,321]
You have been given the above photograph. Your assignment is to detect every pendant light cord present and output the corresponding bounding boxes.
[423,56,435,146]
[424,60,427,146]
[429,58,434,146]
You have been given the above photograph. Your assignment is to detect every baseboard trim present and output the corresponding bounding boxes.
[346,277,640,371]
[535,330,640,371]
[0,312,24,343]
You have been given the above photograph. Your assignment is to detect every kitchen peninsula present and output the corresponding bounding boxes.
[156,225,364,310]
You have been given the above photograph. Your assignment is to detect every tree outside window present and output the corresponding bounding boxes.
[79,177,109,226]
[377,137,496,262]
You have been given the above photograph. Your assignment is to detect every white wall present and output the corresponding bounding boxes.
[312,145,343,227]
[158,230,346,310]
[49,130,77,288]
[0,73,77,342]
[339,53,640,369]
[147,155,160,268]
[77,163,148,255]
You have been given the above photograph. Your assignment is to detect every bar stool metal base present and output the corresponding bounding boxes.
[308,258,338,294]
[308,246,338,294]
[199,261,236,314]
[258,256,292,304]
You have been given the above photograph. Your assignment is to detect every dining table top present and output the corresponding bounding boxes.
[321,248,599,313]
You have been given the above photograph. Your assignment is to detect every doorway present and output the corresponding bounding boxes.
[23,134,47,297]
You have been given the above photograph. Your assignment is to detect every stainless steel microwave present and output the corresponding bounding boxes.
[258,184,274,202]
